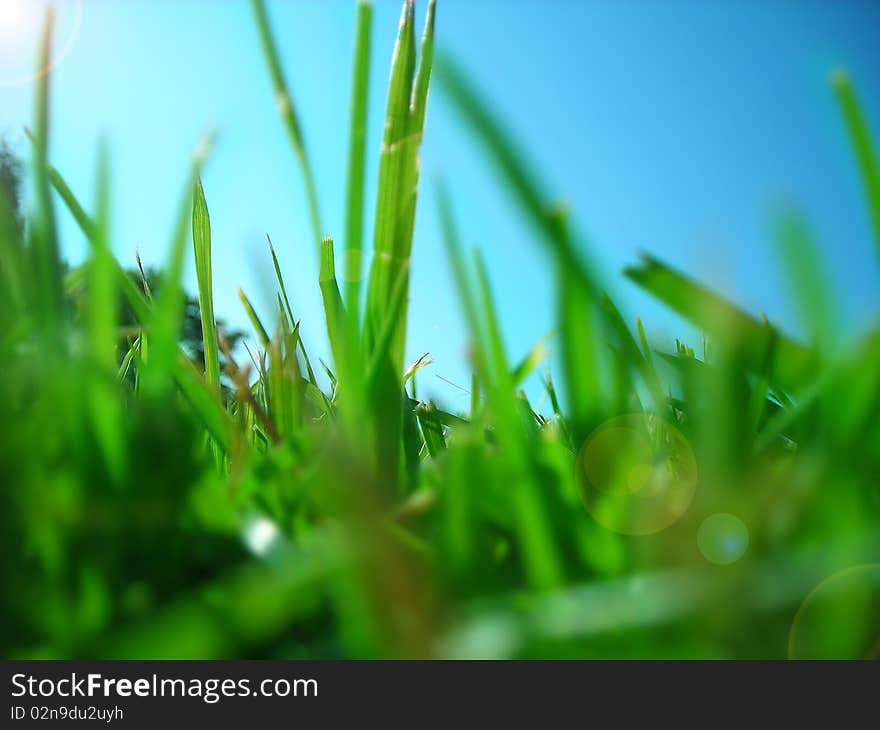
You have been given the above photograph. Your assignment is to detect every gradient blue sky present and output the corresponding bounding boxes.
[1,0,879,407]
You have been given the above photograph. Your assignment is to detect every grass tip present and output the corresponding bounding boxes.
[830,67,850,89]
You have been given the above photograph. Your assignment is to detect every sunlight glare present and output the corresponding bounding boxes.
[0,0,83,87]
[0,0,26,33]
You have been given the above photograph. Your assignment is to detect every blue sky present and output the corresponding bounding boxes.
[1,0,879,408]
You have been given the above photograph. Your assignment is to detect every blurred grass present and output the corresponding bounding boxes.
[1,1,879,660]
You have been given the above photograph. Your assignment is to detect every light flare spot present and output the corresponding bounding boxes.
[697,513,749,565]
[576,413,697,536]
[242,516,281,557]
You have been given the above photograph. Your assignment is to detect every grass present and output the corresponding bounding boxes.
[1,0,879,659]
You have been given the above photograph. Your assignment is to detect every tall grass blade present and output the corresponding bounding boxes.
[87,143,124,480]
[344,1,373,323]
[28,10,62,339]
[625,254,816,390]
[364,0,416,365]
[436,53,597,295]
[250,0,323,249]
[320,236,346,371]
[772,209,838,348]
[266,235,318,386]
[238,287,270,349]
[143,164,202,394]
[192,176,220,391]
[832,70,880,257]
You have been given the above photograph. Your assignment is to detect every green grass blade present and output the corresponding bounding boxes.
[472,249,564,591]
[832,70,880,257]
[28,10,62,339]
[772,209,839,348]
[0,164,24,317]
[238,287,270,349]
[343,1,373,324]
[436,52,598,296]
[469,371,480,419]
[511,332,552,387]
[47,165,95,239]
[364,264,410,395]
[266,235,318,387]
[409,0,436,134]
[436,181,489,383]
[87,142,124,480]
[319,235,346,371]
[144,162,203,394]
[192,176,220,391]
[363,0,416,361]
[396,0,436,263]
[416,401,446,457]
[250,0,323,249]
[436,54,609,428]
[625,254,816,390]
[41,152,233,450]
[600,293,666,411]
[47,162,151,325]
[117,336,140,383]
[557,259,600,436]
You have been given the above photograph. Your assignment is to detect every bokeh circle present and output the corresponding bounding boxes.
[575,413,697,536]
[789,564,880,660]
[697,513,749,565]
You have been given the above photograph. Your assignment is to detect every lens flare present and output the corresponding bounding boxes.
[576,414,697,536]
[0,0,82,87]
[697,513,749,565]
[0,0,25,29]
[789,564,880,659]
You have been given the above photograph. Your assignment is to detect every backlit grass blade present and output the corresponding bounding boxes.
[360,0,432,487]
[436,53,598,296]
[238,286,270,349]
[442,437,478,577]
[436,181,489,383]
[511,332,552,387]
[117,336,140,383]
[409,0,436,134]
[437,53,606,429]
[636,317,655,371]
[45,161,152,324]
[396,0,436,271]
[87,142,124,480]
[365,264,410,396]
[364,0,416,362]
[0,162,24,316]
[416,401,446,457]
[600,293,665,410]
[192,176,220,391]
[369,0,436,374]
[42,146,234,453]
[143,164,203,394]
[625,253,816,390]
[267,322,302,442]
[319,236,346,372]
[266,235,318,386]
[28,10,62,339]
[43,149,177,327]
[343,1,373,323]
[772,209,839,348]
[473,251,511,387]
[250,0,323,249]
[557,258,601,438]
[472,249,564,591]
[832,70,880,257]
[469,371,480,419]
[47,164,95,239]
